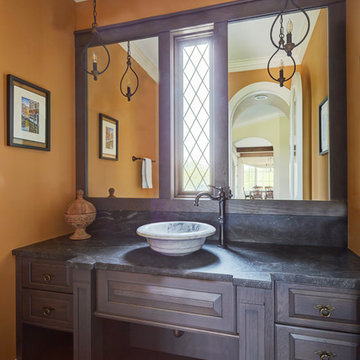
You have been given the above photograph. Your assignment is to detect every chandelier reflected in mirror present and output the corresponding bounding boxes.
[267,0,310,87]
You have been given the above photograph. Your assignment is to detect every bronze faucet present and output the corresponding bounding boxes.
[194,185,233,248]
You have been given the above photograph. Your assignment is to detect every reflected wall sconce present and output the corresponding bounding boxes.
[267,0,310,87]
[120,41,139,101]
[82,0,110,81]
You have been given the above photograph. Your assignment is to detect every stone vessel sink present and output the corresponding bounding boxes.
[136,221,216,256]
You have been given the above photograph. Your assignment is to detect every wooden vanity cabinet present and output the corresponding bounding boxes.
[275,282,360,360]
[15,257,360,360]
[16,257,73,360]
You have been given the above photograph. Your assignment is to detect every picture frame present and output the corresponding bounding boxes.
[99,113,118,160]
[7,74,50,151]
[319,96,329,155]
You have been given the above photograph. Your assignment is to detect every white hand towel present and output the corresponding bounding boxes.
[142,158,153,189]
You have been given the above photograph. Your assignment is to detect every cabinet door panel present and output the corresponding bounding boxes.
[237,287,274,360]
[96,270,236,334]
[276,324,360,360]
[276,282,360,333]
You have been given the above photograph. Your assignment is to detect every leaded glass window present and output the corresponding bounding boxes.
[174,34,213,196]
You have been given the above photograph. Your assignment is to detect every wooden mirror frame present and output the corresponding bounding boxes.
[75,0,347,216]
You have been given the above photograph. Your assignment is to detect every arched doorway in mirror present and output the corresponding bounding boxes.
[229,80,303,200]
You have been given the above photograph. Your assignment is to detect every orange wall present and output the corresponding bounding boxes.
[88,43,159,197]
[347,0,360,255]
[75,0,233,30]
[301,9,329,201]
[228,67,292,101]
[0,0,76,358]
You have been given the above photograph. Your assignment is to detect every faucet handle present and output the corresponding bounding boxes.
[208,185,233,199]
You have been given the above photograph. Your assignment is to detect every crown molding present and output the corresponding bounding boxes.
[228,9,320,73]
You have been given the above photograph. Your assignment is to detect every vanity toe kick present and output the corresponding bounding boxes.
[95,270,236,334]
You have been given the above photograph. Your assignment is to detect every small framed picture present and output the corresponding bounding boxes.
[99,113,118,160]
[319,97,329,155]
[7,75,50,151]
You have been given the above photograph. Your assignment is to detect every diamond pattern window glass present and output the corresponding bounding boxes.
[181,41,211,193]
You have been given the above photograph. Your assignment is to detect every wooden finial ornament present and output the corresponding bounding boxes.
[108,187,116,198]
[64,189,96,240]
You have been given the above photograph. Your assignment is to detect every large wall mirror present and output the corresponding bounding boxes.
[76,0,346,212]
[228,9,329,200]
[87,37,160,198]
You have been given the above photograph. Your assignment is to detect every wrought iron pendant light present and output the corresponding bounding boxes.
[267,0,310,87]
[82,0,110,81]
[120,41,139,101]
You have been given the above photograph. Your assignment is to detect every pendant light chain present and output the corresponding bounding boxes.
[82,0,111,81]
[92,0,98,28]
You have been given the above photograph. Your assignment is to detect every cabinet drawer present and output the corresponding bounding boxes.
[276,282,360,333]
[276,324,360,360]
[96,270,236,334]
[22,257,72,293]
[22,289,73,332]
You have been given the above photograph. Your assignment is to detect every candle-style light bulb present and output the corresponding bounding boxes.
[280,59,284,71]
[279,59,285,87]
[92,52,98,80]
[287,19,293,34]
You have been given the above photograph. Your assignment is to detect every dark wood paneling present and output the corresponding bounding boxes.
[75,40,88,193]
[276,282,360,334]
[276,324,360,360]
[129,324,239,360]
[237,287,274,360]
[22,258,72,294]
[89,197,347,217]
[73,268,102,360]
[328,2,347,201]
[159,32,172,198]
[22,289,73,332]
[214,22,229,187]
[16,257,23,359]
[96,270,236,334]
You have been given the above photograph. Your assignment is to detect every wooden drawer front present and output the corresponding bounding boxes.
[276,324,360,360]
[96,270,236,334]
[23,289,73,332]
[276,282,360,333]
[22,258,72,293]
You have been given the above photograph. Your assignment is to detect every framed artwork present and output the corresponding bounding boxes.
[319,96,329,155]
[7,75,50,151]
[99,113,118,160]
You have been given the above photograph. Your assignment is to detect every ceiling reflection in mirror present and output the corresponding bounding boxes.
[87,37,159,198]
[228,8,329,200]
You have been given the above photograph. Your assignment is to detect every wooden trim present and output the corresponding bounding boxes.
[159,32,172,198]
[240,152,273,158]
[328,2,347,201]
[75,41,88,193]
[74,0,344,46]
[214,21,229,188]
[75,0,348,211]
[89,197,347,217]
[237,146,274,153]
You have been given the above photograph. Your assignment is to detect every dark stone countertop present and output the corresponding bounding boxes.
[12,234,360,289]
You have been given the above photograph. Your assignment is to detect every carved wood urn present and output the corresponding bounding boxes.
[64,189,96,240]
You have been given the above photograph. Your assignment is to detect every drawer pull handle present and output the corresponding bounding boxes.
[173,330,184,338]
[42,306,55,317]
[42,273,54,282]
[314,304,335,318]
[315,351,336,359]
